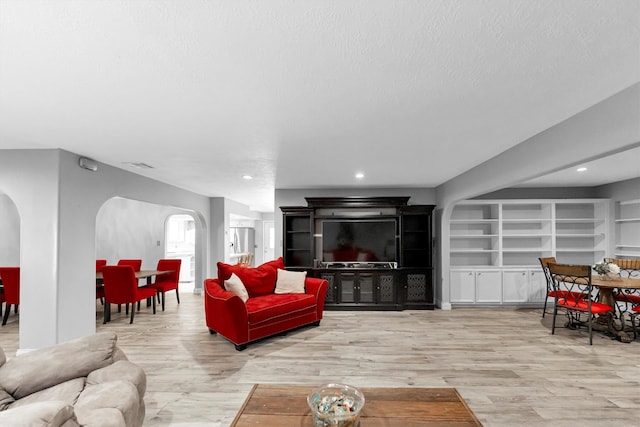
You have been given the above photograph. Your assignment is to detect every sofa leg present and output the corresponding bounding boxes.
[312,320,321,327]
[208,329,217,335]
[235,344,247,351]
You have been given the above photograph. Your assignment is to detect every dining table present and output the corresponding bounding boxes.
[96,269,175,307]
[96,269,174,285]
[591,275,640,343]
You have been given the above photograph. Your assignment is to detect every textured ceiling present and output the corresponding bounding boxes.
[0,0,639,212]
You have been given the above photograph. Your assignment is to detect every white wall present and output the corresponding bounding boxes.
[595,177,640,202]
[95,197,191,269]
[0,194,19,265]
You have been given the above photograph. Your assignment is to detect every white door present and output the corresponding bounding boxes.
[263,220,275,262]
[165,214,195,286]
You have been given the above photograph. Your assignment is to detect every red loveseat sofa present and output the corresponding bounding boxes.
[204,258,329,351]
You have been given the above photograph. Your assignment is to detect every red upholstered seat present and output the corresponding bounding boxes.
[0,267,19,326]
[96,259,107,272]
[117,259,142,271]
[548,290,587,301]
[205,257,328,351]
[614,293,640,304]
[556,299,613,314]
[246,293,316,326]
[101,265,156,324]
[149,259,181,311]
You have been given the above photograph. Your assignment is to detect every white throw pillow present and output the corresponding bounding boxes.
[224,273,249,302]
[274,269,306,294]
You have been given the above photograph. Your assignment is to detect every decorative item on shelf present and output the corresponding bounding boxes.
[593,260,620,280]
[307,383,365,427]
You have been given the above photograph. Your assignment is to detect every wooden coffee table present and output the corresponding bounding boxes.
[231,384,483,426]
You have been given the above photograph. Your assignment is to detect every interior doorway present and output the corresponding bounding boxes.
[166,214,196,289]
[263,220,275,262]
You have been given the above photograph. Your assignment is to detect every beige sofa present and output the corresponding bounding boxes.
[0,331,146,427]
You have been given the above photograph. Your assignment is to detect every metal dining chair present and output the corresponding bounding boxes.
[606,258,640,335]
[548,263,613,345]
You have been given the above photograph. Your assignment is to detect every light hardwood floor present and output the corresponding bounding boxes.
[1,289,640,427]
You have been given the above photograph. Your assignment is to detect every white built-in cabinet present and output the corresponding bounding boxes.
[449,199,609,306]
[615,199,640,258]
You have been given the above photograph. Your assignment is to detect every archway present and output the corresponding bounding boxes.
[166,214,196,290]
[96,197,205,293]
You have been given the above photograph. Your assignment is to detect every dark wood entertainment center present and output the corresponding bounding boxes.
[281,197,435,310]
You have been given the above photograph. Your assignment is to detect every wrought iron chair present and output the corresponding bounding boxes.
[538,257,556,318]
[605,258,640,337]
[606,258,640,304]
[539,257,588,318]
[548,263,613,345]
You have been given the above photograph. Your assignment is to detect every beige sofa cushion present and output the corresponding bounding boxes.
[0,400,78,427]
[9,378,85,409]
[0,332,117,399]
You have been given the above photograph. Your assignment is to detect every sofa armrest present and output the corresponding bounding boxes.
[204,279,250,344]
[0,332,117,399]
[0,401,79,427]
[305,277,329,318]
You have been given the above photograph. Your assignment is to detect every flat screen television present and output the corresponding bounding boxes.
[322,220,397,263]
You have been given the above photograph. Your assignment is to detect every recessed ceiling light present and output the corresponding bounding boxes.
[242,175,253,180]
[355,172,365,179]
[577,167,587,172]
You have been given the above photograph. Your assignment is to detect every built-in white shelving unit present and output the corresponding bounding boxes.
[449,199,609,306]
[615,199,640,258]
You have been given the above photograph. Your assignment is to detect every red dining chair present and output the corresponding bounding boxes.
[149,259,181,311]
[96,259,107,303]
[0,282,5,319]
[0,267,20,326]
[116,259,143,312]
[101,265,156,324]
[117,259,142,271]
[548,263,613,345]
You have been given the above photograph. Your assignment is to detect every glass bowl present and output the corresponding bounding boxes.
[307,383,365,427]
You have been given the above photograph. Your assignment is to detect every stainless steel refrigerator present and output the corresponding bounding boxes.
[230,227,255,261]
